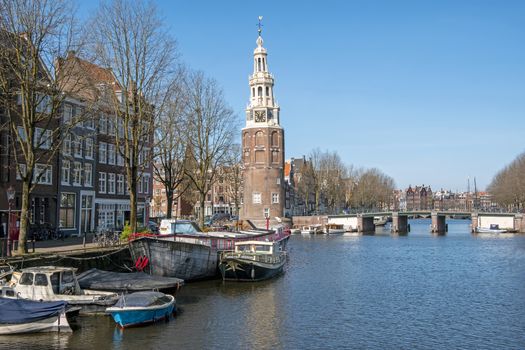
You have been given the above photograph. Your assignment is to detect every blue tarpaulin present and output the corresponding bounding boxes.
[0,298,66,324]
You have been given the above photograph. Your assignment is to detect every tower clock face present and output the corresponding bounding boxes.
[254,110,266,122]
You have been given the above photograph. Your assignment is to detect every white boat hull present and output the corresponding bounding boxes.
[476,227,507,234]
[0,312,71,335]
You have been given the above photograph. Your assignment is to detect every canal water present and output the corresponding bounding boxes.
[2,219,524,349]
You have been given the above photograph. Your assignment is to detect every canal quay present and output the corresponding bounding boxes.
[1,219,523,350]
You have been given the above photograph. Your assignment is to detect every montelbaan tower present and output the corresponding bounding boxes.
[241,19,285,226]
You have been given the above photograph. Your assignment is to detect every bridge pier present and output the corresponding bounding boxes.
[357,215,375,234]
[471,212,478,233]
[391,212,408,234]
[431,212,447,235]
[515,214,525,233]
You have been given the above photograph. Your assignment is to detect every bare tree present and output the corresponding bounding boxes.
[349,168,395,210]
[89,0,177,231]
[223,144,243,217]
[183,71,236,228]
[488,151,525,211]
[153,71,188,219]
[0,0,85,254]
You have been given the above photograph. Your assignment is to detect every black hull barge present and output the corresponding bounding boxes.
[218,241,286,282]
[128,220,290,281]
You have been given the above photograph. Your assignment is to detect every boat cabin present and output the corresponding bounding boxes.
[159,220,202,235]
[9,267,83,299]
[234,241,277,255]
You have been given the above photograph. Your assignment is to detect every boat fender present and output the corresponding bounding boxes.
[134,255,149,271]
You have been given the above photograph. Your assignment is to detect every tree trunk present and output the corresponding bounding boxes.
[199,194,205,229]
[166,189,174,219]
[17,180,31,255]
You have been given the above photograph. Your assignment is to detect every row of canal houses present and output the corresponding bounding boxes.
[0,51,152,237]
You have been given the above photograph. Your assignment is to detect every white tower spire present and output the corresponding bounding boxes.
[245,16,280,127]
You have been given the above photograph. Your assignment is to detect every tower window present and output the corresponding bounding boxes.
[252,87,255,97]
[258,86,262,97]
[255,131,264,146]
[258,58,261,71]
[266,87,269,97]
[263,58,266,71]
[271,131,279,146]
[255,150,264,163]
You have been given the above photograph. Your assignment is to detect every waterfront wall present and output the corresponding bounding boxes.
[292,216,327,227]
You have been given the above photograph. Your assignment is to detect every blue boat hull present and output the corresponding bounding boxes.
[108,304,175,328]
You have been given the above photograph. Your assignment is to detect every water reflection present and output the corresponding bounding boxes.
[4,220,525,349]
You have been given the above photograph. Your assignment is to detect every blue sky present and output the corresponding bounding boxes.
[79,0,525,191]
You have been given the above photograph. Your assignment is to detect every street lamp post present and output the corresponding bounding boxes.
[6,185,15,257]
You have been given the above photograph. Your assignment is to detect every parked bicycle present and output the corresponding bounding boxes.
[29,224,61,241]
[92,229,121,247]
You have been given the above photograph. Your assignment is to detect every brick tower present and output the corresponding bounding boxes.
[241,19,285,227]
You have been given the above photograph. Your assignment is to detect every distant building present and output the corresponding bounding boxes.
[406,185,432,210]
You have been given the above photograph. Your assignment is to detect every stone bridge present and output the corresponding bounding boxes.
[293,211,525,235]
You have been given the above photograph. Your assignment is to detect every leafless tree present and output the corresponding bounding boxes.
[0,0,85,254]
[488,151,525,211]
[348,168,395,210]
[89,0,177,231]
[223,144,243,217]
[183,71,237,228]
[153,70,188,219]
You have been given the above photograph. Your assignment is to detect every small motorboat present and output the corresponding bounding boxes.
[0,298,72,334]
[324,223,345,234]
[476,224,507,234]
[106,291,175,328]
[219,241,286,282]
[0,266,118,314]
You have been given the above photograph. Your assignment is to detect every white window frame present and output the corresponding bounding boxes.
[253,192,261,204]
[138,174,143,194]
[272,192,279,204]
[108,173,116,194]
[143,174,150,194]
[108,117,115,136]
[99,142,107,164]
[73,136,82,158]
[63,104,72,123]
[34,128,52,149]
[117,174,124,195]
[63,133,72,155]
[61,160,70,185]
[99,172,107,194]
[34,164,52,185]
[107,144,115,165]
[99,114,107,134]
[73,161,82,186]
[84,163,92,187]
[85,138,94,159]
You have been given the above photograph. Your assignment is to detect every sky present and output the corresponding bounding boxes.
[79,0,525,191]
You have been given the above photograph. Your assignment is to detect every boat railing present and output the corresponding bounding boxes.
[221,251,286,264]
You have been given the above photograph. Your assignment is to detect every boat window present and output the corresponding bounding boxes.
[50,273,60,294]
[237,245,249,252]
[34,273,48,286]
[62,270,75,284]
[5,290,14,297]
[255,245,271,252]
[19,273,34,285]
